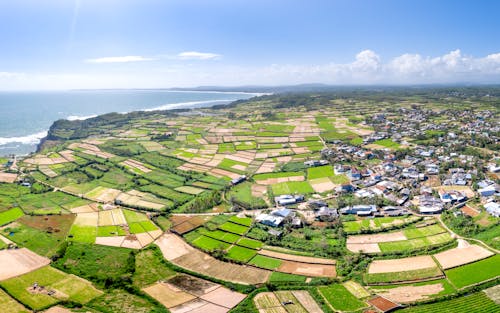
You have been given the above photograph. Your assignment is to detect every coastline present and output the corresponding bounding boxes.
[0,91,265,157]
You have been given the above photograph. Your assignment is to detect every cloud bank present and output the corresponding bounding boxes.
[177,51,221,60]
[1,49,500,89]
[253,49,500,85]
[85,56,154,63]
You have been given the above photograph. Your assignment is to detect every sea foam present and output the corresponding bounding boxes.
[0,131,48,146]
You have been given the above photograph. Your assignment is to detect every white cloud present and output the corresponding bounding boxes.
[177,51,221,60]
[3,49,500,90]
[85,56,154,63]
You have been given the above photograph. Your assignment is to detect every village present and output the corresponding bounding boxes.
[0,90,498,313]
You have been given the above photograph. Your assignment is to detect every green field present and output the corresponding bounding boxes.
[217,158,248,174]
[307,165,333,179]
[68,224,97,243]
[53,243,134,287]
[237,237,263,249]
[97,225,126,237]
[0,266,102,310]
[371,139,401,149]
[226,245,257,262]
[271,181,314,195]
[400,291,499,313]
[248,255,282,269]
[87,288,163,313]
[366,267,443,284]
[132,247,176,288]
[219,221,249,235]
[129,220,159,234]
[445,255,500,288]
[198,228,241,243]
[318,284,368,311]
[174,185,206,195]
[253,171,304,180]
[227,182,267,209]
[268,272,307,283]
[404,224,446,239]
[192,235,231,251]
[229,215,253,226]
[3,223,66,257]
[0,207,24,226]
[0,288,30,313]
[378,233,453,253]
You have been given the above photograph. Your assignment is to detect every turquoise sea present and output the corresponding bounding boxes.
[0,90,256,156]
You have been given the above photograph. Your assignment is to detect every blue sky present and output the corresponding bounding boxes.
[1,0,499,89]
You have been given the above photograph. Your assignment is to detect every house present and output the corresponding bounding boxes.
[304,159,329,167]
[336,184,355,193]
[339,204,377,215]
[308,200,328,209]
[256,213,284,227]
[291,217,302,228]
[478,185,496,197]
[315,207,339,221]
[268,229,283,237]
[275,195,304,206]
[418,195,443,214]
[272,208,294,218]
[231,175,247,186]
[439,190,467,204]
[484,202,500,217]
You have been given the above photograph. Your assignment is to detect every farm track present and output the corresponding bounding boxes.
[436,215,499,254]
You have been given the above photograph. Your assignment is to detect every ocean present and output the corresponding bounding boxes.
[0,90,256,156]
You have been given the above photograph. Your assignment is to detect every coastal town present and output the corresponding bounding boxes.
[0,89,498,313]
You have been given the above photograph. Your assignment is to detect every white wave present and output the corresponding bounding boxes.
[143,99,233,112]
[67,114,97,121]
[0,131,48,146]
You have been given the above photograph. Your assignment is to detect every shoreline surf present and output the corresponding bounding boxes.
[0,92,261,156]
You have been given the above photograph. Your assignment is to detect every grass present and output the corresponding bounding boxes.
[0,289,30,313]
[229,215,253,226]
[53,242,134,287]
[269,272,307,283]
[97,225,126,237]
[307,165,333,179]
[403,224,445,239]
[371,139,401,149]
[400,291,499,313]
[0,207,24,226]
[174,185,206,195]
[370,278,456,298]
[198,228,241,243]
[218,143,236,153]
[68,224,97,243]
[445,255,500,288]
[318,284,368,312]
[192,235,230,251]
[87,289,163,313]
[133,247,176,288]
[226,245,257,262]
[237,237,263,249]
[0,266,102,310]
[123,209,149,223]
[217,158,248,174]
[129,220,159,234]
[378,233,453,253]
[253,171,304,180]
[271,181,314,195]
[473,226,500,250]
[366,267,443,284]
[248,255,282,269]
[227,182,267,209]
[2,223,65,257]
[219,221,249,235]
